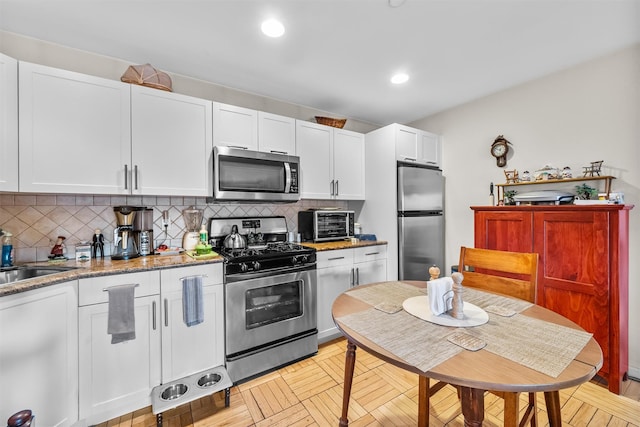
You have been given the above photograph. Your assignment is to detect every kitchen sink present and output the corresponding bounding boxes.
[0,265,80,286]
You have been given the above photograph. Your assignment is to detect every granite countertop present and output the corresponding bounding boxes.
[301,239,387,251]
[0,253,223,297]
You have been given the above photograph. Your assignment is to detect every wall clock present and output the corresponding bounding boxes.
[491,135,511,167]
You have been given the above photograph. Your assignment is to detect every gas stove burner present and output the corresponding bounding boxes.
[209,216,317,281]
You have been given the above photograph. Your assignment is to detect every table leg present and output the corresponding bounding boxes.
[418,376,429,427]
[339,340,357,427]
[544,391,561,426]
[460,386,484,427]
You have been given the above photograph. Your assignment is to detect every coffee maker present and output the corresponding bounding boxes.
[133,208,154,256]
[112,206,140,260]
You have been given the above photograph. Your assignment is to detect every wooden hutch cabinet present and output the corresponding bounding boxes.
[472,204,633,394]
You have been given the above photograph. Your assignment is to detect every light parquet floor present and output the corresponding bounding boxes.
[100,338,640,427]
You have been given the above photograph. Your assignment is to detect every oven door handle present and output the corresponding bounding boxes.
[225,263,316,283]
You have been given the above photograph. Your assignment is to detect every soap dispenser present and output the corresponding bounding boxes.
[2,231,13,267]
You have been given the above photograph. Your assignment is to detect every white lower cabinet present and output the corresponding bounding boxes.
[0,281,78,427]
[353,245,387,286]
[159,264,224,383]
[78,271,161,425]
[316,245,387,342]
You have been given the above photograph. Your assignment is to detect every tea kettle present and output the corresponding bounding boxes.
[223,225,247,249]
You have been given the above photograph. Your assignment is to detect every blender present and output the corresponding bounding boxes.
[112,206,141,260]
[182,207,204,251]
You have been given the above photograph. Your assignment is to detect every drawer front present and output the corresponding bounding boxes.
[160,263,223,294]
[79,270,160,306]
[354,245,387,263]
[316,249,354,269]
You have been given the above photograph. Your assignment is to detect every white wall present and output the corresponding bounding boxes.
[0,30,378,134]
[410,44,640,379]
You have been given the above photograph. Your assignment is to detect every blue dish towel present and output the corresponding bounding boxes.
[182,276,204,327]
[106,283,136,344]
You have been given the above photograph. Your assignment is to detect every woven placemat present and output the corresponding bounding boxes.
[337,308,462,372]
[465,313,593,377]
[346,281,425,306]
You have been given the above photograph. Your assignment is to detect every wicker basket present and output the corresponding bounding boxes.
[121,63,172,92]
[315,116,347,128]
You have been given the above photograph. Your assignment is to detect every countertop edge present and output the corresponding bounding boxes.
[0,255,224,297]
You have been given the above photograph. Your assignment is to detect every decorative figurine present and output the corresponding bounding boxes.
[561,166,573,179]
[503,169,519,184]
[92,229,105,259]
[49,236,67,260]
[582,160,603,177]
[520,170,531,182]
[428,265,440,281]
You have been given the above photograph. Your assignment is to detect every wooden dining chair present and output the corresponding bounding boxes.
[425,246,540,427]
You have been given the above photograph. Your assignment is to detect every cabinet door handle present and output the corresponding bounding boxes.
[124,164,129,190]
[270,150,288,155]
[356,267,359,286]
[403,157,417,162]
[134,165,139,190]
[164,298,169,327]
[152,301,157,330]
[228,145,248,150]
[328,256,345,261]
[350,268,354,287]
[330,180,335,196]
[365,252,379,256]
[335,180,339,196]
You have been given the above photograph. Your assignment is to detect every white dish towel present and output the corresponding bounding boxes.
[427,276,453,316]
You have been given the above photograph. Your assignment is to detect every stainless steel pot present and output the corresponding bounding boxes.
[223,225,247,249]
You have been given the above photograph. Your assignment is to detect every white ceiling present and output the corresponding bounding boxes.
[1,0,639,126]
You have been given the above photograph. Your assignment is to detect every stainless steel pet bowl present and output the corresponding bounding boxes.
[197,372,221,388]
[160,383,188,401]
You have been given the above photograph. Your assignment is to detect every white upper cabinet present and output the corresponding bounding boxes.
[395,123,441,167]
[396,125,420,162]
[212,102,258,150]
[0,53,18,192]
[18,61,131,194]
[258,111,296,154]
[333,128,365,200]
[296,120,334,199]
[131,85,212,196]
[296,120,364,200]
[418,130,441,167]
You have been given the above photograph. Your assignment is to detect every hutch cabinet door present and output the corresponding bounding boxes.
[473,210,533,252]
[532,210,611,374]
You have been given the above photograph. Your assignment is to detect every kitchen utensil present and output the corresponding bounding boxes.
[223,225,247,249]
[182,207,204,251]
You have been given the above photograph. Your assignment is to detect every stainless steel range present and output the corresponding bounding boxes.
[209,216,317,384]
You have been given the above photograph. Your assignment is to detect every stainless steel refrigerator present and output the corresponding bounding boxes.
[397,162,444,280]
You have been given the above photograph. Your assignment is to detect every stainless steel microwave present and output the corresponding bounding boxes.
[298,210,355,242]
[213,146,300,202]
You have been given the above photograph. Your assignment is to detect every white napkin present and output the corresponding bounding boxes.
[427,277,453,316]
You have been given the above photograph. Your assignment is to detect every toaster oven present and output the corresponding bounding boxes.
[298,210,355,242]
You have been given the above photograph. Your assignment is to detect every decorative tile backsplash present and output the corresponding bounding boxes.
[0,193,347,263]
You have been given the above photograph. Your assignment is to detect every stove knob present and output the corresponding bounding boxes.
[299,255,308,264]
[252,261,261,271]
[240,263,249,273]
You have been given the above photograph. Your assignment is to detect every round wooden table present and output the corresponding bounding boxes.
[332,281,603,427]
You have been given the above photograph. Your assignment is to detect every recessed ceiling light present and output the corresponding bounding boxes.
[261,19,285,38]
[391,73,409,84]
